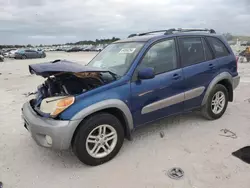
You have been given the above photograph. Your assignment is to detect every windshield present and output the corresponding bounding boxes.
[87,42,144,76]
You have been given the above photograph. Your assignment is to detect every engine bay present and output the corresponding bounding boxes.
[36,71,115,101]
[27,60,118,117]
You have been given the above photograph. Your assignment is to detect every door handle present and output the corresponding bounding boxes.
[209,64,215,69]
[173,73,181,80]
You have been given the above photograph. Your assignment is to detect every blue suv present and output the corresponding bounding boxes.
[22,28,240,166]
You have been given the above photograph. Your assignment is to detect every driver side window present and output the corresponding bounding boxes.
[137,39,177,75]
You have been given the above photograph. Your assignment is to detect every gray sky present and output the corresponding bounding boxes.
[0,0,249,45]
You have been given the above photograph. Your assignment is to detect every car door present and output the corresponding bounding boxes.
[130,38,185,126]
[177,36,217,110]
[31,50,39,58]
[24,50,32,58]
[206,36,235,75]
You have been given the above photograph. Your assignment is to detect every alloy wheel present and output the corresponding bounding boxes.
[211,91,225,114]
[86,124,118,159]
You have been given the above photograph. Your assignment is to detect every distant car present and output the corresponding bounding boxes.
[14,49,46,59]
[83,46,93,51]
[3,49,17,58]
[55,48,63,51]
[66,47,82,52]
[0,55,4,62]
[95,47,104,52]
[241,41,250,46]
[9,50,19,58]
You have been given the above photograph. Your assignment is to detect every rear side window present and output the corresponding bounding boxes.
[206,37,230,58]
[178,37,205,67]
[202,38,213,61]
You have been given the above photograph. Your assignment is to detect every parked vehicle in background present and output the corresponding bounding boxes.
[94,46,104,51]
[3,49,17,58]
[14,49,46,59]
[83,46,93,51]
[66,47,82,52]
[22,28,240,166]
[0,54,4,62]
[244,47,250,62]
[55,47,63,51]
[241,41,250,46]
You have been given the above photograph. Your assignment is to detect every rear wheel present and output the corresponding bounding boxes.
[201,84,228,120]
[73,113,124,166]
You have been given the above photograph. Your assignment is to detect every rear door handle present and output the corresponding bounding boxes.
[173,73,181,80]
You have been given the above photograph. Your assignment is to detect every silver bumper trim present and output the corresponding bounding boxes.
[22,102,80,150]
[233,75,240,90]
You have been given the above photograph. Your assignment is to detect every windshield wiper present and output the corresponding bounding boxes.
[109,71,119,80]
[106,68,121,80]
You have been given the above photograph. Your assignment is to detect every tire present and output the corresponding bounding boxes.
[73,113,124,166]
[21,55,27,59]
[201,84,229,120]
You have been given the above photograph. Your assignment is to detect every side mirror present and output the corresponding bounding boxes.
[138,67,155,80]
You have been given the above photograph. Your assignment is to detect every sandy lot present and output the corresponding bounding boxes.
[0,52,250,188]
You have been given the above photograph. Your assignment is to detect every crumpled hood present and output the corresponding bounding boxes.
[29,59,111,77]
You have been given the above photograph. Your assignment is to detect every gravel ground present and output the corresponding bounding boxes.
[0,52,250,188]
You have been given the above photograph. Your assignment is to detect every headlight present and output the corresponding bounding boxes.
[50,97,75,117]
[39,96,75,117]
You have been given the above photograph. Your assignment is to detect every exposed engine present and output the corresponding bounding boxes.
[37,72,113,99]
[27,60,117,117]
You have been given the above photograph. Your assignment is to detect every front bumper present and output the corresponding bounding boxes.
[21,101,79,150]
[233,75,240,90]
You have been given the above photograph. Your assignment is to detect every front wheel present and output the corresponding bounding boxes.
[73,113,124,166]
[201,84,229,120]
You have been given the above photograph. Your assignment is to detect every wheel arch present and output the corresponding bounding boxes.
[217,79,233,102]
[70,99,134,146]
[202,72,233,105]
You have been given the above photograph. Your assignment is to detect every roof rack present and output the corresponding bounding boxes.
[127,28,216,38]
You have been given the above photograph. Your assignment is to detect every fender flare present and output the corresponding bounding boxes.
[70,99,134,140]
[201,72,233,106]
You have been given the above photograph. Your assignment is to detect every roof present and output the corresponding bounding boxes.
[115,29,220,43]
[113,35,155,43]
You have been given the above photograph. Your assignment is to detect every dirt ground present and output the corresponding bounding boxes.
[0,52,250,188]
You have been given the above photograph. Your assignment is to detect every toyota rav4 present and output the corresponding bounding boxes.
[22,28,240,166]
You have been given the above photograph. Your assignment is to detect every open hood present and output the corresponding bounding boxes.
[29,59,111,78]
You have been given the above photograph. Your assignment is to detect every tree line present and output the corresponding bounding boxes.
[0,37,120,49]
[65,37,120,45]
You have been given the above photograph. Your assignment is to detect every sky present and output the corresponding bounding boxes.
[0,0,249,45]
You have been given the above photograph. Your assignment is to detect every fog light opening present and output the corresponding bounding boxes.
[45,135,53,145]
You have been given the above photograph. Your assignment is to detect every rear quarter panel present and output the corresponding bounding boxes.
[216,36,238,77]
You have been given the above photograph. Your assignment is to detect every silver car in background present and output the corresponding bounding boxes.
[14,49,46,59]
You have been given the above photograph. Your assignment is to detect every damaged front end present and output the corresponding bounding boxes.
[28,59,116,118]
